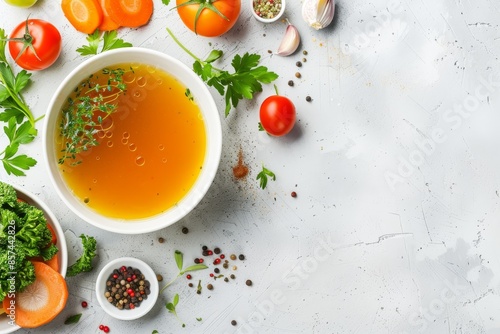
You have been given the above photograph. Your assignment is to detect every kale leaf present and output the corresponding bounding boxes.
[66,234,97,277]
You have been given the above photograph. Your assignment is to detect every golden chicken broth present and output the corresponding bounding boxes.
[56,63,206,219]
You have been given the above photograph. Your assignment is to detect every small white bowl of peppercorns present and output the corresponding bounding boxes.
[251,0,286,23]
[95,257,159,320]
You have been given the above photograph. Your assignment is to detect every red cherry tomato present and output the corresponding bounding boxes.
[8,19,62,71]
[259,95,296,136]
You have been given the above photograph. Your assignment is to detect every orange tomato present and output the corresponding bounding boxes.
[176,0,241,37]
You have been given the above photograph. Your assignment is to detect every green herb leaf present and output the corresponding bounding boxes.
[64,313,82,325]
[102,30,133,52]
[258,122,264,131]
[167,29,278,117]
[173,293,179,307]
[180,264,208,275]
[256,165,276,189]
[152,331,159,334]
[174,250,183,271]
[14,70,31,94]
[204,50,223,63]
[162,0,170,4]
[166,302,175,312]
[77,30,132,56]
[196,317,202,321]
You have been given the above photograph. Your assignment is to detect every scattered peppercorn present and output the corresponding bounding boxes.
[302,58,307,62]
[295,72,301,78]
[291,191,297,198]
[213,258,221,265]
[306,96,312,102]
[158,237,164,243]
[199,258,204,263]
[267,50,272,54]
[103,325,110,333]
[81,301,88,308]
[232,266,238,270]
[239,254,245,260]
[224,277,229,282]
[99,325,104,330]
[230,254,237,260]
[288,80,294,87]
[223,263,229,269]
[188,283,194,287]
[230,274,236,279]
[303,50,308,55]
[182,227,189,234]
[231,320,237,326]
[220,254,225,259]
[194,258,200,264]
[207,284,214,290]
[156,274,163,281]
[186,274,192,280]
[214,268,220,274]
[197,290,201,295]
[202,245,208,251]
[246,280,253,286]
[296,61,302,67]
[214,247,221,254]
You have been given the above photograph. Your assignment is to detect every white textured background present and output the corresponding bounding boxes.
[1,0,500,333]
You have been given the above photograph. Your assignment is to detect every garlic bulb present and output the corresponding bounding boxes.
[302,0,335,30]
[276,21,301,56]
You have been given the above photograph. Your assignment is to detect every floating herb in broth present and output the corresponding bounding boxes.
[56,63,206,220]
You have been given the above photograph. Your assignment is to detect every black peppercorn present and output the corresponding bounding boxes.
[182,227,189,234]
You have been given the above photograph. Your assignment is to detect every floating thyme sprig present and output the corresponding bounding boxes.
[58,67,130,165]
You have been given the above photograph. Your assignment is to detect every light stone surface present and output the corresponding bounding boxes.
[1,0,500,333]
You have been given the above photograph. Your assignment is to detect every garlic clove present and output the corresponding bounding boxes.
[302,0,335,30]
[276,21,301,56]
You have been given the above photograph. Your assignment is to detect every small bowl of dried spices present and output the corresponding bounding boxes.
[96,257,159,320]
[251,0,285,23]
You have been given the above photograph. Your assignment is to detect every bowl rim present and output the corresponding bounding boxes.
[43,47,222,234]
[251,0,286,23]
[0,184,68,334]
[95,257,159,320]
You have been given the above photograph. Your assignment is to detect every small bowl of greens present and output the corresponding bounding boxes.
[0,181,68,333]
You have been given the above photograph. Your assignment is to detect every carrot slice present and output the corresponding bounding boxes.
[33,255,60,273]
[103,0,153,28]
[2,262,68,328]
[98,0,120,31]
[61,0,103,34]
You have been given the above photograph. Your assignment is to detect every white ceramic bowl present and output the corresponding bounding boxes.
[251,0,286,23]
[43,47,222,234]
[95,257,159,320]
[0,185,68,334]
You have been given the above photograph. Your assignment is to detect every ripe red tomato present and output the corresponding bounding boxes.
[9,19,62,71]
[259,95,296,136]
[176,0,241,37]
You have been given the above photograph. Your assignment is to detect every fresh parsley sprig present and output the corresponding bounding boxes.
[76,30,133,56]
[0,28,39,176]
[159,250,207,293]
[257,165,276,189]
[167,28,279,116]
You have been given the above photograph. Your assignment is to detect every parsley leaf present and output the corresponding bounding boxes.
[64,313,82,325]
[167,28,278,116]
[166,294,185,327]
[256,165,276,189]
[0,28,38,176]
[77,30,132,56]
[162,0,170,4]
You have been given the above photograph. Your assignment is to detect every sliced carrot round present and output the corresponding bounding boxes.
[2,262,68,328]
[98,0,120,31]
[62,0,103,34]
[103,0,153,28]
